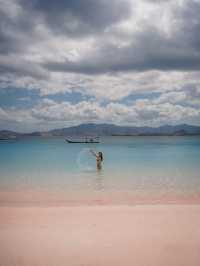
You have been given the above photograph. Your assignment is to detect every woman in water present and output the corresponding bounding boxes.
[90,150,103,170]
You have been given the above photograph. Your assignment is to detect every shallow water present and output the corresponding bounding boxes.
[0,136,200,203]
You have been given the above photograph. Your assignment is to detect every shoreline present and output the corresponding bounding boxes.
[1,189,200,207]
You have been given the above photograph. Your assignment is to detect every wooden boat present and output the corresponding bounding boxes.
[65,137,100,143]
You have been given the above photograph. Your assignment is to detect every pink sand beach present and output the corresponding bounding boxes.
[0,203,200,266]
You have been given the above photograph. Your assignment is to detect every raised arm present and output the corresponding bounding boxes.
[90,149,97,157]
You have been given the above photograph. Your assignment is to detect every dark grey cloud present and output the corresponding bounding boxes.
[0,0,131,78]
[1,0,200,79]
[42,1,200,74]
[44,26,200,74]
[0,27,17,54]
[0,56,49,79]
[176,1,200,51]
[23,0,131,37]
[143,0,172,3]
[0,2,38,54]
[0,1,48,78]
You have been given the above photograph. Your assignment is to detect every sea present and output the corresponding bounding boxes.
[0,136,200,204]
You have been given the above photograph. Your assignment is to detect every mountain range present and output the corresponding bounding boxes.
[1,123,200,138]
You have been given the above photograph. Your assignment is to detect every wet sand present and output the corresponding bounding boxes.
[1,188,200,206]
[0,205,200,266]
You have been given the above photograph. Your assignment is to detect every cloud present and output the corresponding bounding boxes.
[1,70,200,102]
[0,0,200,130]
[27,0,132,36]
[1,96,199,132]
[2,0,200,77]
[0,0,41,54]
[0,55,49,79]
[41,0,200,74]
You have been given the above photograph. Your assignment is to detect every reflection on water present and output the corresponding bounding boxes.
[94,170,104,191]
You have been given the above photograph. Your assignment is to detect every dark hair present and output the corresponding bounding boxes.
[98,152,103,161]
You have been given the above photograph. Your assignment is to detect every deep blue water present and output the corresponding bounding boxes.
[0,136,200,196]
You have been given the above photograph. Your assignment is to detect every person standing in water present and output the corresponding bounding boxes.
[90,149,103,170]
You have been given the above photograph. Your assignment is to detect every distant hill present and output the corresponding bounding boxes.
[0,130,20,139]
[49,123,200,136]
[1,123,200,138]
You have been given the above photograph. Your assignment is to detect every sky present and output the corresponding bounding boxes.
[0,0,200,132]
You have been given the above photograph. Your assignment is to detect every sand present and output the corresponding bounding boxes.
[0,204,200,266]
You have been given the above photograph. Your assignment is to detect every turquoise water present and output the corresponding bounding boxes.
[0,136,200,200]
